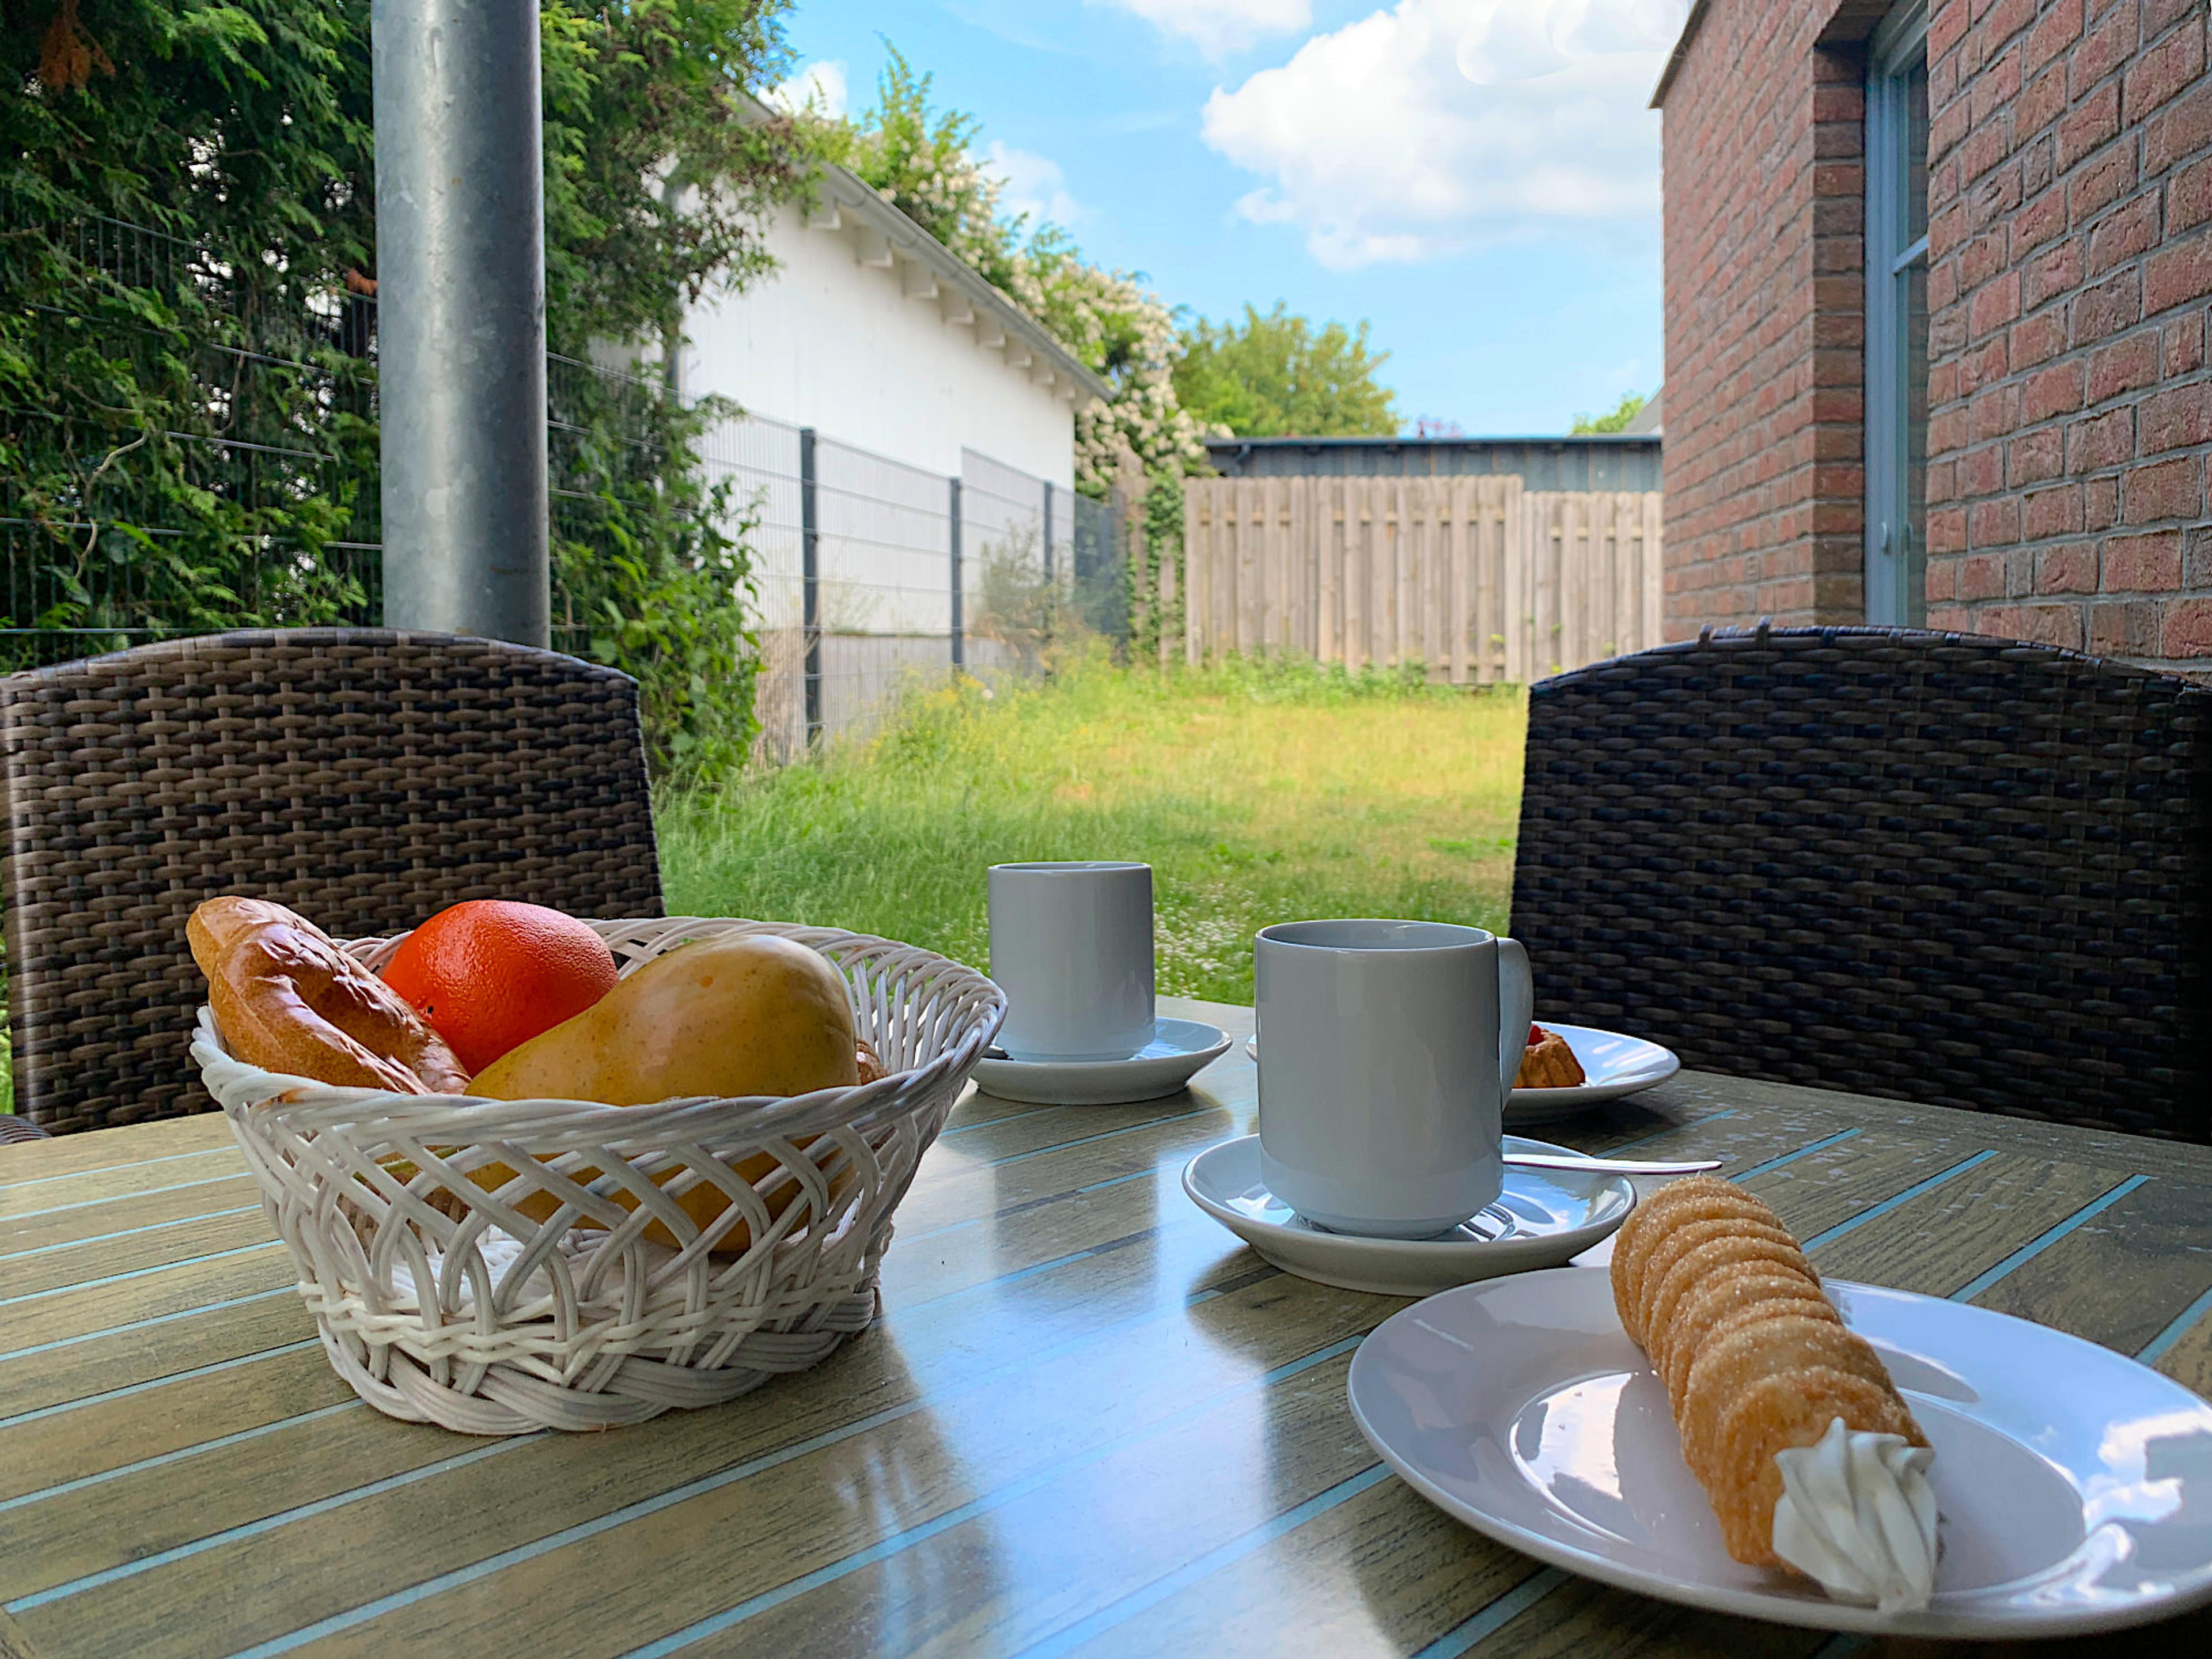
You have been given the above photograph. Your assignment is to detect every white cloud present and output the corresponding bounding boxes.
[983,141,1088,230]
[1101,0,1312,59]
[1201,0,1688,270]
[769,59,848,119]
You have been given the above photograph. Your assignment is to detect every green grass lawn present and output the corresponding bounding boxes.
[662,653,1527,1004]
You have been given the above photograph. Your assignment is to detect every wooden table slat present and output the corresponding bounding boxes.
[1,995,2207,1659]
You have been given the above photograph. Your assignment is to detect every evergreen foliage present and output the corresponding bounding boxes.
[1,1,806,785]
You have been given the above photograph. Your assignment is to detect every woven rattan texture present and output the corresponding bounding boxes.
[1,630,664,1134]
[1510,626,2212,1139]
[198,918,1005,1434]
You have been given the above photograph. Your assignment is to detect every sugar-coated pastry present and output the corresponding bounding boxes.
[1609,1176,1937,1609]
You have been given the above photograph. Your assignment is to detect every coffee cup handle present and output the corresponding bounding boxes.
[1495,937,1535,1100]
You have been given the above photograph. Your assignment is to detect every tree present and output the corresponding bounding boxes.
[2,0,809,783]
[1172,303,1399,438]
[1570,392,1649,434]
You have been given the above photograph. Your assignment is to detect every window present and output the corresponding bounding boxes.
[1865,2,1929,626]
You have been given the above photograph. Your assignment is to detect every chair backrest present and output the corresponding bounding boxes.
[1,629,665,1133]
[1510,625,2212,1140]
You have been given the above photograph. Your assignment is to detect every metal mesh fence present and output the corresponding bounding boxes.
[5,217,1127,759]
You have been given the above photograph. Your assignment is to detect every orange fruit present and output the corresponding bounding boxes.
[381,900,620,1074]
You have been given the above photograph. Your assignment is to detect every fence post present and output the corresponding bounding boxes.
[800,427,821,745]
[949,476,964,671]
[1042,480,1055,584]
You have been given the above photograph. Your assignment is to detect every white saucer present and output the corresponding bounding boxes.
[1243,1022,1681,1125]
[971,1017,1233,1105]
[1348,1267,2212,1639]
[1181,1134,1634,1297]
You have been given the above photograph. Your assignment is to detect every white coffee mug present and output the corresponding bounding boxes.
[1254,919,1535,1238]
[987,862,1156,1059]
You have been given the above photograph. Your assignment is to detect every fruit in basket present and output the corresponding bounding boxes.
[380,900,620,1073]
[188,897,472,1094]
[467,933,864,1252]
[468,933,859,1104]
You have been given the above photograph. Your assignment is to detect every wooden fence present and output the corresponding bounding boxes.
[1182,476,1664,683]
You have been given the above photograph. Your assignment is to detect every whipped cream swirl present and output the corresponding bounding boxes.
[1771,1416,1939,1612]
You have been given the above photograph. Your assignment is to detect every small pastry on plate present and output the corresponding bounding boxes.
[1610,1175,1938,1612]
[1516,1023,1587,1089]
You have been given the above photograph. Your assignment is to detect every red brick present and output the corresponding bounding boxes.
[1961,441,2006,495]
[2103,528,2186,588]
[2023,234,2084,308]
[1962,228,2010,290]
[1971,497,2024,545]
[2162,309,2207,376]
[2141,383,2212,453]
[2069,406,2137,468]
[1960,552,2008,599]
[2023,0,2084,76]
[1960,336,2011,395]
[1970,270,2023,336]
[2085,475,2120,528]
[2141,0,2202,37]
[2145,80,2212,177]
[2174,157,2212,236]
[2071,268,2144,342]
[2161,597,2212,658]
[2086,329,2162,402]
[2010,309,2068,368]
[1929,505,1970,556]
[2122,13,2206,125]
[2057,80,2122,170]
[2008,425,2067,484]
[2088,598,2161,653]
[2145,233,2212,314]
[2025,485,2086,540]
[1930,0,1972,59]
[2013,183,2069,252]
[2067,141,2138,222]
[2087,191,2163,274]
[2123,456,2203,521]
[2033,539,2096,592]
[2068,1,2139,101]
[2022,359,2086,421]
[1961,116,2014,183]
[2013,603,2086,648]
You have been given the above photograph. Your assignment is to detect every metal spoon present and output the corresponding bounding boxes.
[1505,1152,1722,1176]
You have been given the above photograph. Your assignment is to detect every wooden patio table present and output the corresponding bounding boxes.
[5,994,2211,1659]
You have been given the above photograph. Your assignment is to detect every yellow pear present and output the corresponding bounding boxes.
[459,934,861,1253]
[468,932,858,1104]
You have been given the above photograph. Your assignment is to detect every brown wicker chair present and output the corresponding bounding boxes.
[1509,624,2212,1140]
[1,629,664,1134]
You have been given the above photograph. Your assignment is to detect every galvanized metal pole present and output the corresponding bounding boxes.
[948,476,964,670]
[800,428,823,744]
[373,0,550,646]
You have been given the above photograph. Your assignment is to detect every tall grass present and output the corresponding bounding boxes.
[661,653,1527,1003]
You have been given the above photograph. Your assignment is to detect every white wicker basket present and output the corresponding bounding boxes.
[193,917,1005,1434]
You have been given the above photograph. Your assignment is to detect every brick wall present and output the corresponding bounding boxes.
[1659,0,2212,671]
[1923,0,2212,669]
[1658,0,1888,634]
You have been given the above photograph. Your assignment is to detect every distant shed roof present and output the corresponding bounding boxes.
[1200,434,1661,493]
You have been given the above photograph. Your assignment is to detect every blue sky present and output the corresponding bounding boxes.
[779,1,1688,435]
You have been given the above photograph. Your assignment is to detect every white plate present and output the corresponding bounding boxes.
[1243,1022,1681,1125]
[1181,1134,1634,1297]
[971,1017,1233,1105]
[1347,1267,2212,1639]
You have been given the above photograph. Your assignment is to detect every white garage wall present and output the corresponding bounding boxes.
[677,200,1077,493]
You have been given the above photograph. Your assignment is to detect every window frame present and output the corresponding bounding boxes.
[1864,0,1930,627]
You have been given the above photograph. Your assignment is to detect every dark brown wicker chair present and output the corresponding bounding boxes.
[1510,624,2212,1140]
[1,629,665,1134]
